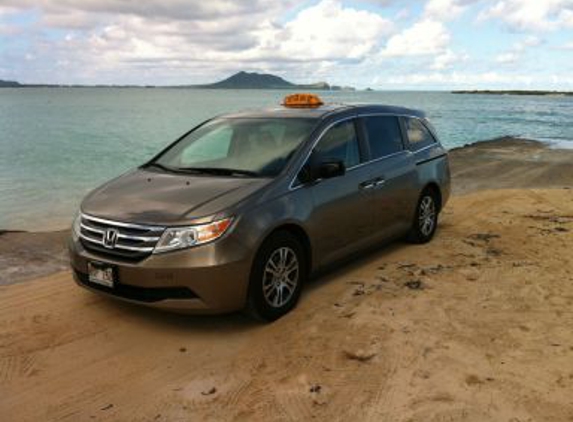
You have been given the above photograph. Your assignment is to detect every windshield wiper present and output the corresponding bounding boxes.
[177,167,260,177]
[144,162,178,172]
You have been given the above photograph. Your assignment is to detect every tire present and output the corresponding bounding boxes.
[246,231,307,321]
[407,189,439,244]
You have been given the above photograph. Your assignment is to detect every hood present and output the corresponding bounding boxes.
[81,168,271,225]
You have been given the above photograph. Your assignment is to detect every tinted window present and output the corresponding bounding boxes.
[314,120,360,168]
[363,116,403,159]
[404,118,436,151]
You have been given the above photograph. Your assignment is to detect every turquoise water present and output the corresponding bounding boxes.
[1,88,572,231]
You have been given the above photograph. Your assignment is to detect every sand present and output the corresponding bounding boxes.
[1,138,573,421]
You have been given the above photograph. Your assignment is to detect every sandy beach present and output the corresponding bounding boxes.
[1,138,573,421]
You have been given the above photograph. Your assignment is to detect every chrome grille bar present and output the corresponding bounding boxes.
[80,222,104,235]
[82,214,165,232]
[80,232,155,252]
[79,213,165,258]
[117,233,161,242]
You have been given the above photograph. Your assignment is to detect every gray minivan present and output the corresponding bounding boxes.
[69,94,450,320]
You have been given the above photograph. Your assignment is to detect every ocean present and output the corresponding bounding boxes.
[1,88,572,231]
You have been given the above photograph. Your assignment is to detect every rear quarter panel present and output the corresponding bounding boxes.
[412,144,451,210]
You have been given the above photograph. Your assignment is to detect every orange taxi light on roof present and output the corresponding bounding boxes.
[282,93,324,108]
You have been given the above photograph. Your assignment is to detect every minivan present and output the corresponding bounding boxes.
[69,94,450,320]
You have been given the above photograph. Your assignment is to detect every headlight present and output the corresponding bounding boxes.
[154,217,233,253]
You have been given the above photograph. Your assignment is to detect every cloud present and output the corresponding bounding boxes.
[0,0,396,84]
[0,0,570,88]
[263,0,394,62]
[495,35,542,65]
[496,52,520,64]
[381,19,450,57]
[479,0,573,31]
[424,0,466,20]
[378,0,474,70]
[432,49,468,69]
[1,0,300,23]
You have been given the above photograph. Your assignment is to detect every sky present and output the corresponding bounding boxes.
[0,0,572,89]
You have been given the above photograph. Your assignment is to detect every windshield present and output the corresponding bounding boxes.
[151,118,317,177]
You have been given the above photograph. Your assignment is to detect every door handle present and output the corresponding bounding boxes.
[359,181,376,190]
[360,177,385,190]
[374,178,386,188]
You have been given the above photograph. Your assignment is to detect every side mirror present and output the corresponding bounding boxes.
[297,157,346,184]
[316,160,345,179]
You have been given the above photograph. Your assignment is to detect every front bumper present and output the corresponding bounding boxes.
[68,234,253,314]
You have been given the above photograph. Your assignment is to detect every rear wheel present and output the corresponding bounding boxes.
[407,189,439,244]
[246,231,306,321]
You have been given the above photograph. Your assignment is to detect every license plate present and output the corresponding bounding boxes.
[88,262,115,288]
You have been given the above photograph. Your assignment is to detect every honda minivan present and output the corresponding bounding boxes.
[69,94,450,320]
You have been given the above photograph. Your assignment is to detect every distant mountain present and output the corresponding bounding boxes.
[200,71,355,91]
[201,71,295,89]
[0,80,22,87]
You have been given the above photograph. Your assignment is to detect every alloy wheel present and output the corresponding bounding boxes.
[418,195,436,237]
[262,247,299,308]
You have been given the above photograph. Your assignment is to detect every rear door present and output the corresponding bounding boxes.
[360,115,418,238]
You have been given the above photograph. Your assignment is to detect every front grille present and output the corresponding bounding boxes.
[79,213,164,260]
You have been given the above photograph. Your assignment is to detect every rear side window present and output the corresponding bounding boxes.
[404,118,436,151]
[363,116,403,159]
[314,120,360,168]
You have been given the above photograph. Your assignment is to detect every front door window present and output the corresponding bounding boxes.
[314,120,360,168]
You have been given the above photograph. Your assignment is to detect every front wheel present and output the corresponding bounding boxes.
[407,189,439,244]
[246,231,306,321]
